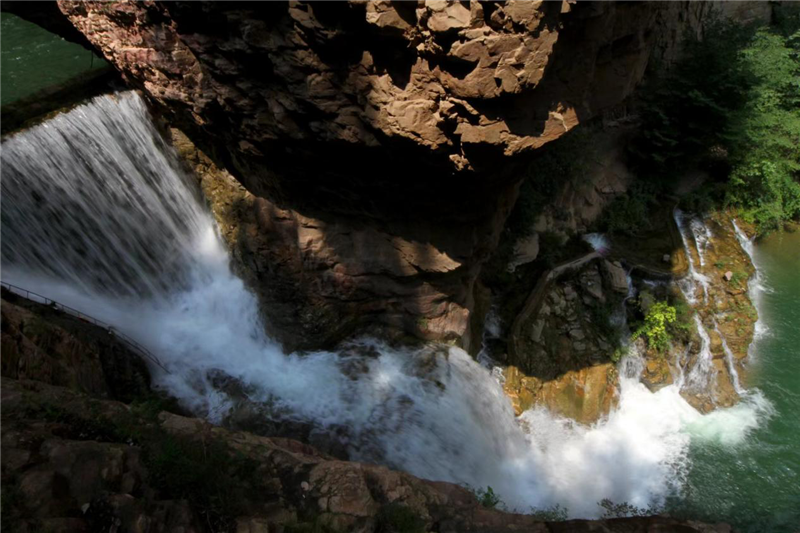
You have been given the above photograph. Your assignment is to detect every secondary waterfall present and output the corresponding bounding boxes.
[0,92,771,517]
[673,209,710,304]
[732,219,771,349]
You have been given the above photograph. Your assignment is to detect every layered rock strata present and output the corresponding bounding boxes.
[58,0,683,350]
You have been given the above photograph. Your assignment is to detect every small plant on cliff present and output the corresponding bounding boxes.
[633,300,677,352]
[468,485,504,509]
[597,498,661,518]
[528,503,569,521]
[729,270,748,288]
[598,182,660,236]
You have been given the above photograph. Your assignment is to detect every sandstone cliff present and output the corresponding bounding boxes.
[56,0,701,351]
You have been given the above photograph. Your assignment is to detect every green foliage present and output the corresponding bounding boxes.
[376,504,425,533]
[508,126,599,238]
[634,13,800,234]
[284,519,340,533]
[472,486,504,509]
[598,498,660,518]
[670,295,695,344]
[144,434,259,531]
[483,126,599,288]
[729,270,748,288]
[1,477,29,532]
[597,182,660,236]
[537,231,566,268]
[633,300,677,352]
[28,398,259,532]
[631,18,753,174]
[591,299,623,354]
[528,504,569,521]
[725,24,800,233]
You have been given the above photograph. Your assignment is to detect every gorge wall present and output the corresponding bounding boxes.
[55,0,771,351]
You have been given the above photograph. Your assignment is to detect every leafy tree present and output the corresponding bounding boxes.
[632,12,800,234]
[725,26,800,232]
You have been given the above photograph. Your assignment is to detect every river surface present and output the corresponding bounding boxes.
[0,12,106,106]
[672,229,800,532]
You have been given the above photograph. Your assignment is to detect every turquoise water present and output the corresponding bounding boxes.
[0,12,106,106]
[674,228,800,531]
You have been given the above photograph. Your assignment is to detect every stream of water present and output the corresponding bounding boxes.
[1,92,793,527]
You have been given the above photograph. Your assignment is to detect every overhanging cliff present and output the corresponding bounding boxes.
[54,0,771,351]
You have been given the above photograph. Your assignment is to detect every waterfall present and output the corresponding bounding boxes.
[1,92,217,299]
[689,217,713,267]
[673,209,710,305]
[715,324,744,395]
[582,233,610,255]
[0,92,771,518]
[683,315,715,394]
[732,220,771,348]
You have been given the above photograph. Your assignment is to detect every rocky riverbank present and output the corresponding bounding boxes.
[489,203,759,424]
[0,294,733,533]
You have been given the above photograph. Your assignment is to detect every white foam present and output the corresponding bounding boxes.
[0,92,773,519]
[583,233,610,254]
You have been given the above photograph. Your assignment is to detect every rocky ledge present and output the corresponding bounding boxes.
[53,0,740,351]
[0,287,732,532]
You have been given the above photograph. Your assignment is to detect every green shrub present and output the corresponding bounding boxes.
[472,486,504,509]
[598,182,660,236]
[27,398,258,532]
[632,13,800,234]
[529,504,569,521]
[633,300,677,352]
[670,295,695,344]
[598,499,660,518]
[729,270,748,287]
[591,299,623,352]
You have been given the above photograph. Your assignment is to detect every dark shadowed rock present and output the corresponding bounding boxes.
[54,0,741,351]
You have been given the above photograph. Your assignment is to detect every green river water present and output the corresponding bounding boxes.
[0,12,106,107]
[675,228,800,532]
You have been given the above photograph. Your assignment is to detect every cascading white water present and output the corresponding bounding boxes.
[1,93,217,299]
[673,209,710,304]
[689,217,713,267]
[732,220,771,349]
[582,233,610,255]
[0,92,772,518]
[684,315,716,394]
[715,324,744,394]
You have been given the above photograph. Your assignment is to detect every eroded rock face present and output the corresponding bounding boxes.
[56,0,679,349]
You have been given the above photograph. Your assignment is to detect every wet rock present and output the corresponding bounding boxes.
[504,363,619,424]
[602,260,630,294]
